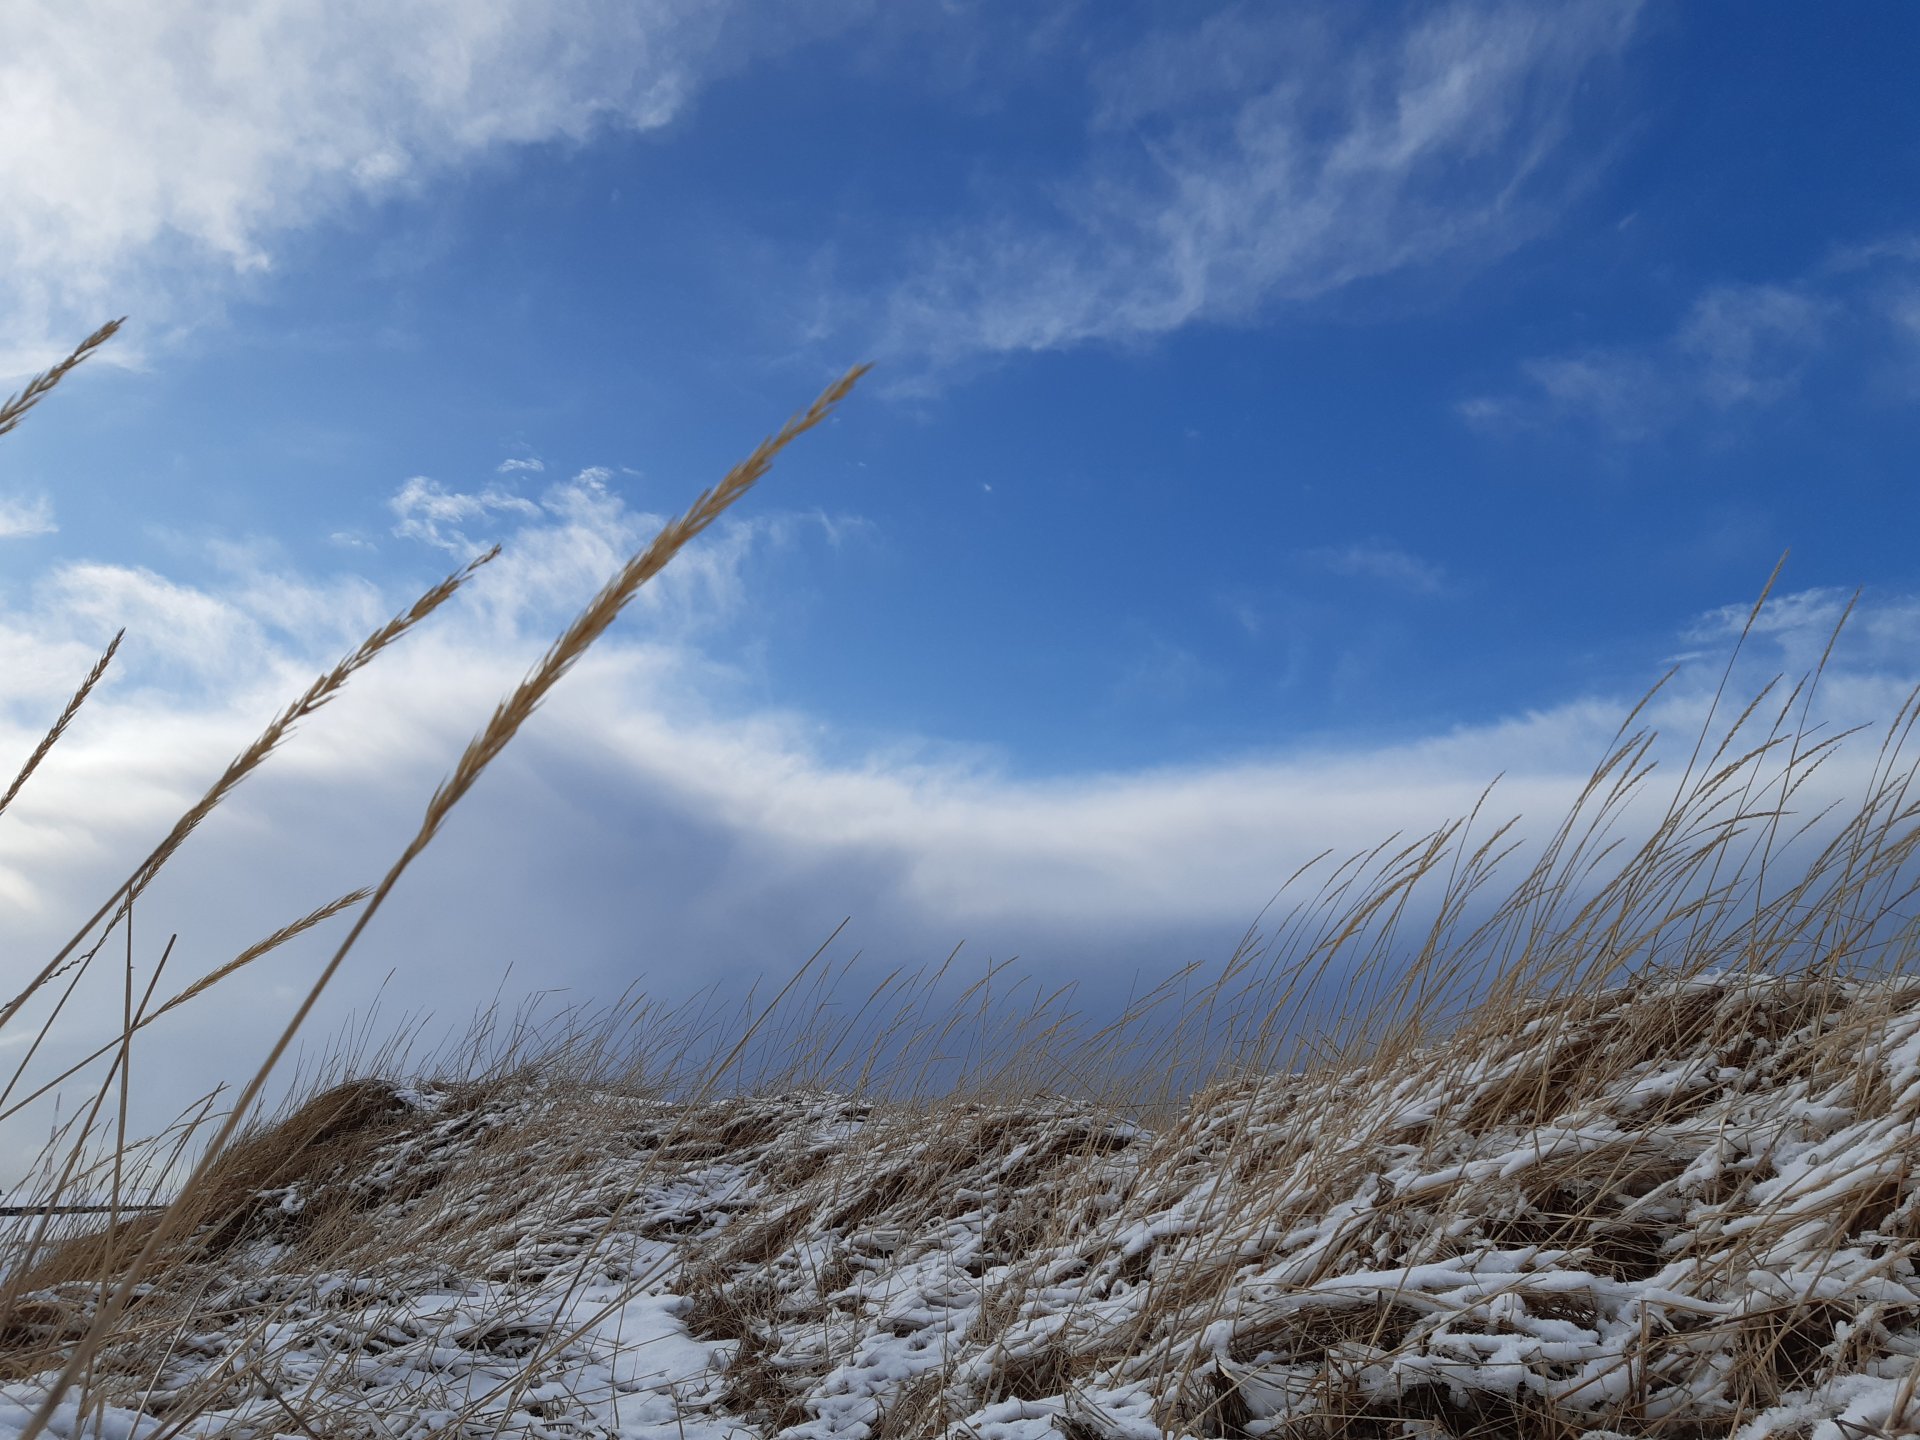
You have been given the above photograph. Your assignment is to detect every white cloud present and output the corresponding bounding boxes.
[1677,286,1830,408]
[0,0,868,368]
[880,0,1642,364]
[497,458,546,475]
[1826,235,1920,273]
[388,467,868,646]
[1491,284,1827,438]
[1466,238,1920,438]
[389,475,542,554]
[1306,539,1449,595]
[42,562,270,679]
[1683,585,1920,682]
[0,494,56,538]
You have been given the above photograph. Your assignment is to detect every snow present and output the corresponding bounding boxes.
[1,972,1917,1438]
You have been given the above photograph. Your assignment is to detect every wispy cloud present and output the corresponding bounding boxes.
[0,0,868,368]
[1217,589,1265,639]
[0,494,56,538]
[497,458,546,475]
[1464,238,1920,438]
[1682,585,1920,679]
[389,476,542,554]
[1113,636,1218,707]
[1464,284,1828,439]
[386,467,869,644]
[1305,539,1450,595]
[880,0,1642,365]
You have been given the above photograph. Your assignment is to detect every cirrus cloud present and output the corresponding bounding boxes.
[1462,237,1920,439]
[879,0,1644,366]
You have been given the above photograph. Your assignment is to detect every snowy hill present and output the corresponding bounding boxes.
[4,967,1917,1440]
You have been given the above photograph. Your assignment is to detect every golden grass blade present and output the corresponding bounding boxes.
[0,889,371,1126]
[0,629,122,823]
[149,888,375,1020]
[407,364,868,859]
[0,319,123,439]
[0,548,496,1034]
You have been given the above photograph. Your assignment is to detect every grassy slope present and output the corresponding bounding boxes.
[4,965,1919,1440]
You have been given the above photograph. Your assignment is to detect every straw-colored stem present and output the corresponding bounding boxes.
[0,318,123,439]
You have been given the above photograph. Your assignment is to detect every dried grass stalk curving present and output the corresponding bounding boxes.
[0,630,122,824]
[0,318,122,439]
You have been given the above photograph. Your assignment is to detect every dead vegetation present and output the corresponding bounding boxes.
[13,960,1909,1439]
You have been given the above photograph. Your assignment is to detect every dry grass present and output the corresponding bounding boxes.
[0,320,121,440]
[2,326,1918,1440]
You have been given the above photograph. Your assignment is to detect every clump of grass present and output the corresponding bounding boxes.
[3,325,1919,1440]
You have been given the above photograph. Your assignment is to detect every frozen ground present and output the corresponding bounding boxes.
[2,969,1917,1440]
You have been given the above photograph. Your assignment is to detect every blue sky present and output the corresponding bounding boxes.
[3,2,1920,1155]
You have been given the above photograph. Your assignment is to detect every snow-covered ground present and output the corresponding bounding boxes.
[3,968,1917,1440]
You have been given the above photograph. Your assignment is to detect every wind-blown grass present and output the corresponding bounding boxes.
[1,328,1916,1440]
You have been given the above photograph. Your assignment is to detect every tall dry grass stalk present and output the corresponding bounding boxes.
[0,630,121,824]
[0,319,121,439]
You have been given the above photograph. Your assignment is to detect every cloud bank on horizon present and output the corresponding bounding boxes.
[3,457,1914,1178]
[2,0,1918,1166]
